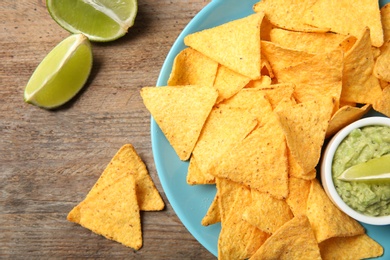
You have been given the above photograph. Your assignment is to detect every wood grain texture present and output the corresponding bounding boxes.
[0,0,215,258]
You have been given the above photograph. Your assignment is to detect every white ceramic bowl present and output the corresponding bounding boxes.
[321,116,390,225]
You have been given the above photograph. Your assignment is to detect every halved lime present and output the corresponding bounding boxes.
[24,33,93,109]
[337,154,390,182]
[46,0,138,42]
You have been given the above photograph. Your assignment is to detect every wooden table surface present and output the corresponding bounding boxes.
[0,0,216,258]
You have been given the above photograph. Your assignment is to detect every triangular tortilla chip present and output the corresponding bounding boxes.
[213,64,251,103]
[341,28,383,104]
[87,144,164,211]
[141,86,218,160]
[186,155,215,185]
[326,104,371,138]
[381,3,390,44]
[286,177,311,216]
[167,47,218,87]
[243,189,293,234]
[374,41,390,82]
[319,234,384,259]
[218,180,269,259]
[184,13,264,79]
[259,83,295,110]
[306,179,365,243]
[277,49,343,108]
[374,86,390,117]
[67,174,142,250]
[192,105,257,174]
[303,0,383,47]
[201,192,220,226]
[212,112,289,199]
[250,215,322,260]
[275,98,334,174]
[269,28,348,54]
[253,0,328,33]
[261,41,315,78]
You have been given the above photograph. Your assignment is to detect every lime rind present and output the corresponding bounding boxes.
[46,0,138,42]
[337,154,390,182]
[24,34,93,109]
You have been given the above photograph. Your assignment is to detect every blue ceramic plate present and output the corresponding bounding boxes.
[152,0,390,257]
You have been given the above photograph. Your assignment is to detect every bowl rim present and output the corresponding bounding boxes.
[321,116,390,225]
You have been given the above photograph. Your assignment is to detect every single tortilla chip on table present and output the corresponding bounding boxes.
[249,215,322,260]
[68,174,142,250]
[306,179,365,243]
[140,85,218,161]
[184,13,264,80]
[83,144,164,211]
[167,47,218,88]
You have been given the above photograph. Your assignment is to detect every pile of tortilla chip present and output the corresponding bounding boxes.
[67,144,164,250]
[141,0,390,259]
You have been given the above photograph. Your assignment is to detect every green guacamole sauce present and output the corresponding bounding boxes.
[332,125,390,217]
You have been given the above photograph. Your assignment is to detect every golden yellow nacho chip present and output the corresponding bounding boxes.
[245,76,272,89]
[261,41,315,79]
[374,86,390,117]
[184,13,264,79]
[213,64,251,103]
[303,0,383,47]
[286,177,311,216]
[277,50,343,107]
[86,144,164,211]
[306,179,365,243]
[167,47,218,88]
[141,86,218,160]
[269,28,348,54]
[201,192,220,226]
[186,155,215,185]
[243,189,293,234]
[260,83,295,110]
[250,215,322,260]
[213,116,288,199]
[253,0,329,32]
[218,180,269,259]
[192,105,257,174]
[276,98,334,174]
[341,28,383,104]
[319,234,384,259]
[326,104,371,138]
[68,174,142,250]
[374,41,390,82]
[381,3,390,43]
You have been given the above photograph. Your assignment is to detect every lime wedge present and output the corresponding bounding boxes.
[24,34,93,109]
[337,154,390,182]
[46,0,138,42]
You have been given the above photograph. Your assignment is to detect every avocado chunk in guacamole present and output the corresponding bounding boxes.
[332,125,390,217]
